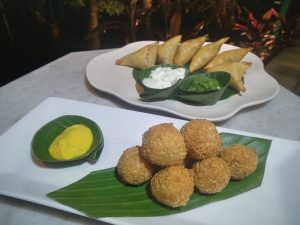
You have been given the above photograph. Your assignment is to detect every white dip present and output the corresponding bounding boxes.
[142,67,186,89]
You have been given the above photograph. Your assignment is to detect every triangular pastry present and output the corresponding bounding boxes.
[115,42,159,70]
[205,61,252,92]
[174,35,208,66]
[189,37,229,72]
[204,47,252,70]
[157,35,182,64]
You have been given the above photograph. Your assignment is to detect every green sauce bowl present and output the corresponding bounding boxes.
[132,64,188,102]
[176,71,231,105]
[31,115,104,163]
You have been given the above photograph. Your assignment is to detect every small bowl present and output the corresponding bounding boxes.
[176,71,231,105]
[132,64,188,101]
[31,115,104,163]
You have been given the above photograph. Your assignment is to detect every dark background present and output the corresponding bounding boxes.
[1,0,299,86]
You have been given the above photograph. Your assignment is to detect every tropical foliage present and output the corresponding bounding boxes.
[0,0,299,85]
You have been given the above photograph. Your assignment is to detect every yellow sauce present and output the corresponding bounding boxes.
[49,124,93,160]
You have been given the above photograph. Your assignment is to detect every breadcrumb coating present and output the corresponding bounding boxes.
[180,119,221,160]
[141,123,187,166]
[150,166,194,208]
[117,146,155,185]
[193,157,231,194]
[221,144,258,180]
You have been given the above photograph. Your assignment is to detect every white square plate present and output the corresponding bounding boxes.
[0,97,299,225]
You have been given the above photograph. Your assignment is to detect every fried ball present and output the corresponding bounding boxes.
[220,144,258,180]
[117,146,155,185]
[150,166,194,208]
[141,123,187,166]
[193,157,230,194]
[180,119,222,161]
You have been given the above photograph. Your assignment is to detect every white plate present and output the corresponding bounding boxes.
[86,41,280,121]
[1,97,299,225]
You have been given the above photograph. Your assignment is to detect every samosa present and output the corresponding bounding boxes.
[157,35,182,64]
[205,62,252,92]
[189,37,229,72]
[204,47,252,70]
[115,42,158,70]
[174,34,208,66]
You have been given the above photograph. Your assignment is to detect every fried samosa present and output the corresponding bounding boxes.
[174,35,208,66]
[115,42,158,70]
[204,47,252,70]
[189,37,229,72]
[157,35,182,64]
[205,62,252,92]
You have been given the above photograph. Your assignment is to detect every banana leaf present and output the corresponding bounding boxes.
[132,64,187,101]
[175,72,231,105]
[139,79,183,102]
[221,86,239,100]
[132,66,237,104]
[47,132,271,217]
[31,115,104,163]
[185,69,239,101]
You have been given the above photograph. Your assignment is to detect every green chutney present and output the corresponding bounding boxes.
[187,76,221,92]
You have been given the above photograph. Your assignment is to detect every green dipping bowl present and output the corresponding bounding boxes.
[31,115,104,163]
[176,71,231,105]
[132,64,188,102]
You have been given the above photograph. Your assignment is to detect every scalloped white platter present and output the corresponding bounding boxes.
[86,41,280,121]
[0,97,299,225]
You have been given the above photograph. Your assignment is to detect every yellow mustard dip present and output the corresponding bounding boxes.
[49,124,93,160]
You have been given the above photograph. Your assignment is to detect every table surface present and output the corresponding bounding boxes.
[1,49,300,225]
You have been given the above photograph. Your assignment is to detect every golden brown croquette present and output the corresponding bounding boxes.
[150,166,194,208]
[180,119,222,161]
[193,157,231,194]
[220,144,258,180]
[117,146,155,185]
[141,123,187,166]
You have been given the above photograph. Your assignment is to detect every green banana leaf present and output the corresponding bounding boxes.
[221,86,239,100]
[31,115,104,163]
[47,132,271,217]
[185,69,239,100]
[133,64,187,101]
[132,66,237,104]
[139,79,182,102]
[176,72,231,105]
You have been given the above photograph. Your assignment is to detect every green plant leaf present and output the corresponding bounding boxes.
[175,72,231,105]
[31,115,104,163]
[47,132,271,217]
